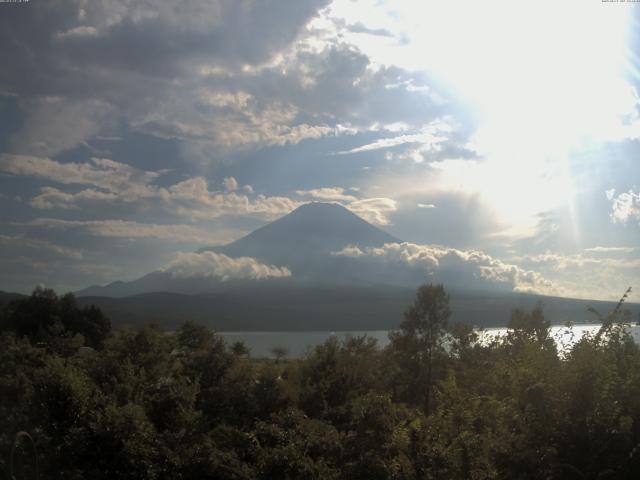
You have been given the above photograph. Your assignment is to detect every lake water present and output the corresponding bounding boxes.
[219,324,640,358]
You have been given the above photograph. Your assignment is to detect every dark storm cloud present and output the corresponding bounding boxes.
[0,0,336,157]
[216,45,457,127]
[0,0,332,95]
[0,0,462,166]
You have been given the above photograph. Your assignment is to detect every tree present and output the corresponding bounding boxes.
[231,340,251,357]
[270,346,289,364]
[0,287,111,349]
[388,284,451,414]
[177,321,215,351]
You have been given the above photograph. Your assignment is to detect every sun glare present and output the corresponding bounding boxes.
[381,1,636,239]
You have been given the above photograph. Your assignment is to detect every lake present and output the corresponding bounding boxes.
[219,324,640,358]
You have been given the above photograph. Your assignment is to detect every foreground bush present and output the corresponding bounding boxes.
[1,285,639,479]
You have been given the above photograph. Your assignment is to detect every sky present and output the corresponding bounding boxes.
[0,0,639,301]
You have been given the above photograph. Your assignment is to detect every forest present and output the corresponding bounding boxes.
[1,285,640,479]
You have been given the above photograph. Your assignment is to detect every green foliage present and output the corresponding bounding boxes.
[2,285,640,479]
[270,345,289,363]
[297,335,385,425]
[0,287,111,349]
[255,409,342,479]
[388,284,451,412]
[230,340,251,357]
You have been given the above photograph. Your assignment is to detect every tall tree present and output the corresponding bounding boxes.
[388,284,451,414]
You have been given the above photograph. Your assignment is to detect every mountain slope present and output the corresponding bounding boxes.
[72,202,639,333]
[75,288,640,331]
[0,291,27,306]
[203,202,399,264]
[78,202,400,297]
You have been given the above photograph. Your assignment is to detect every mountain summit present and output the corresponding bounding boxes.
[78,202,399,297]
[201,202,398,265]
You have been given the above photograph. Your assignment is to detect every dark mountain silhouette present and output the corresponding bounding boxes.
[71,288,639,331]
[78,202,400,297]
[2,286,638,331]
[70,202,640,331]
[203,201,399,263]
[0,291,26,306]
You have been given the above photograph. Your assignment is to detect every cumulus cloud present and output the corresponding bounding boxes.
[0,234,83,260]
[24,218,240,245]
[347,197,398,225]
[295,188,397,225]
[0,154,159,194]
[5,154,399,225]
[509,250,640,301]
[606,189,640,224]
[0,0,454,162]
[334,242,560,296]
[162,251,291,281]
[1,0,332,93]
[296,187,357,202]
[165,177,301,220]
[223,176,239,191]
[0,0,345,158]
[3,155,300,221]
[29,187,116,210]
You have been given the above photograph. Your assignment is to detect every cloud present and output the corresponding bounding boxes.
[28,178,300,220]
[514,251,640,272]
[0,0,456,165]
[0,0,350,158]
[1,0,332,93]
[338,126,449,155]
[0,154,159,194]
[3,155,300,220]
[223,176,239,191]
[295,188,397,225]
[584,246,635,253]
[10,98,114,156]
[607,189,640,224]
[0,234,83,260]
[417,203,436,209]
[23,218,239,245]
[508,250,640,301]
[0,0,460,166]
[30,187,120,210]
[6,154,398,225]
[295,187,357,202]
[347,197,397,225]
[165,177,301,220]
[517,252,604,272]
[53,25,100,40]
[344,22,395,38]
[162,251,291,281]
[334,242,561,296]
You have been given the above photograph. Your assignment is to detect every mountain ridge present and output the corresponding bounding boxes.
[201,201,399,263]
[78,202,400,297]
[71,288,640,331]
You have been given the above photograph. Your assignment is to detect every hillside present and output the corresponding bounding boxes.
[74,287,640,331]
[78,202,400,297]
